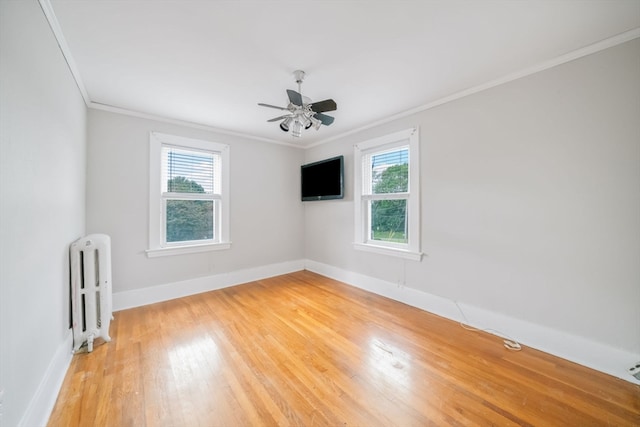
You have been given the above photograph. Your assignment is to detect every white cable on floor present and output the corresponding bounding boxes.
[454,301,522,351]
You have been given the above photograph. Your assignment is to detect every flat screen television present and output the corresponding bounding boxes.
[301,155,344,201]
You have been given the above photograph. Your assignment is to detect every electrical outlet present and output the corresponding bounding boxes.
[629,362,640,380]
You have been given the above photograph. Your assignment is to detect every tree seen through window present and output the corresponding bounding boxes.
[371,163,408,243]
[166,176,214,242]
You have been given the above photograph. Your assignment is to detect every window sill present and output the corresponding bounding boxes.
[353,242,423,261]
[146,242,231,258]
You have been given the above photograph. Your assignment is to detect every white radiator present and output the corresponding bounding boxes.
[70,234,113,353]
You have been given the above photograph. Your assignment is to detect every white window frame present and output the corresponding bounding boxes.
[354,128,422,261]
[147,132,230,257]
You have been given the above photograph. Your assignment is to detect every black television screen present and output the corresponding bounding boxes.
[301,155,344,201]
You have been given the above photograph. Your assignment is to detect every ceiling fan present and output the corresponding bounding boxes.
[258,70,337,138]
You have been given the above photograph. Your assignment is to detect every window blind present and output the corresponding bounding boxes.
[161,146,219,194]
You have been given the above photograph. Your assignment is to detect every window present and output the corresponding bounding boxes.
[147,132,230,257]
[354,128,421,260]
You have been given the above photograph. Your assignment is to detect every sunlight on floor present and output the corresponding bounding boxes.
[367,337,413,390]
[169,334,221,391]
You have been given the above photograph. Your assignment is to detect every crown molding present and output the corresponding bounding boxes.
[308,27,640,149]
[38,0,639,150]
[38,0,90,106]
[38,0,300,147]
[89,102,302,148]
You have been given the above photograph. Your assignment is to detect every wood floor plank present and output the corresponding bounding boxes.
[48,270,640,426]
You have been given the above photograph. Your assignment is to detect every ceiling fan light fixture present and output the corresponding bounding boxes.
[309,116,322,130]
[280,116,293,131]
[291,120,303,138]
[301,116,312,130]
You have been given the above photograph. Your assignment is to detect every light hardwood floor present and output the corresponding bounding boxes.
[49,270,639,426]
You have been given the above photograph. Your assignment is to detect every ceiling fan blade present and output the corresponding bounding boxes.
[314,112,335,126]
[267,114,292,122]
[286,89,303,106]
[310,99,337,113]
[258,103,288,111]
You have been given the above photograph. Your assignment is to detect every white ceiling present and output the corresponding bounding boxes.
[48,0,640,147]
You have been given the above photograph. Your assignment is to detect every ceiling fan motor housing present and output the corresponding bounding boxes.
[293,70,305,84]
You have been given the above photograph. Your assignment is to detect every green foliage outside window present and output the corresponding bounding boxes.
[372,164,408,243]
[167,176,207,193]
[166,177,214,242]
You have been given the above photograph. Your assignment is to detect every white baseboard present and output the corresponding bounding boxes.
[19,330,73,427]
[304,259,640,385]
[113,259,306,311]
[110,257,639,384]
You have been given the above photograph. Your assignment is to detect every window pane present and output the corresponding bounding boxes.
[370,199,408,244]
[371,148,409,194]
[166,200,214,243]
[162,147,218,194]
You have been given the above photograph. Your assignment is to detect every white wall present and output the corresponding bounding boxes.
[0,1,87,426]
[305,39,640,375]
[87,109,305,296]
